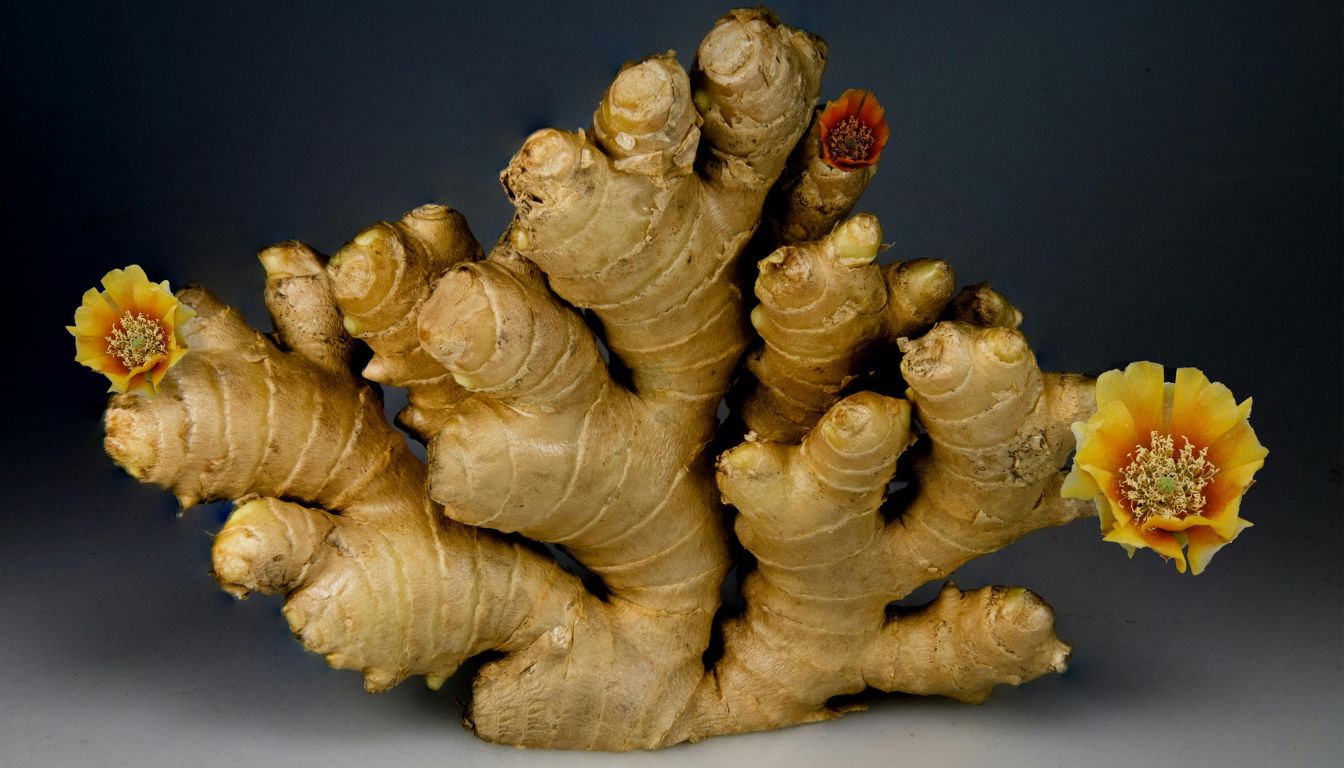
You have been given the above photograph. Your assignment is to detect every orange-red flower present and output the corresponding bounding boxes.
[68,265,194,396]
[1062,362,1267,574]
[817,89,889,170]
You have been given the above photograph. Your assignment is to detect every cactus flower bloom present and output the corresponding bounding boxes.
[1062,362,1267,575]
[817,89,889,170]
[68,265,194,396]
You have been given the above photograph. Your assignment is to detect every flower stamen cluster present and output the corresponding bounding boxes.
[107,312,169,370]
[826,115,875,165]
[1120,431,1218,523]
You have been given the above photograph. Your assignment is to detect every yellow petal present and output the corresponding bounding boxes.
[125,375,155,397]
[1096,361,1165,438]
[142,287,178,323]
[1061,464,1101,500]
[103,368,133,394]
[1168,367,1244,449]
[166,346,190,367]
[1200,460,1258,535]
[1074,400,1140,472]
[1078,461,1121,499]
[100,265,150,310]
[147,357,177,389]
[1104,521,1188,573]
[1206,415,1269,474]
[1185,521,1251,575]
[1095,493,1124,533]
[126,353,166,379]
[1102,522,1146,548]
[77,352,124,376]
[69,288,121,337]
[73,334,112,363]
[1142,513,1218,533]
[1141,509,1250,542]
[131,274,175,319]
[170,301,197,342]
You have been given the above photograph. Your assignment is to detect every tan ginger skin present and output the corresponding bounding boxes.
[98,8,1100,750]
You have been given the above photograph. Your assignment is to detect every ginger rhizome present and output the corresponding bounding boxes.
[79,7,1253,751]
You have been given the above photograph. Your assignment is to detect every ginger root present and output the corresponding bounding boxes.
[88,7,1130,751]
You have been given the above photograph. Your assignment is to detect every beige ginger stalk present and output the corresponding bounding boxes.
[501,8,824,410]
[326,204,482,440]
[104,257,589,694]
[741,214,955,441]
[417,10,828,746]
[666,322,1093,741]
[82,6,1134,752]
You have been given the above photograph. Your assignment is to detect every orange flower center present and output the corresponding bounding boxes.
[827,115,875,164]
[106,311,168,369]
[1119,431,1219,522]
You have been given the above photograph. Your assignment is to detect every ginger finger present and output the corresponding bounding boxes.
[743,215,955,441]
[260,241,353,376]
[949,281,1024,329]
[328,204,481,439]
[212,497,334,598]
[862,584,1071,702]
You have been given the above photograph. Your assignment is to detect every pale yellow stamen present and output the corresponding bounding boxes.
[106,312,168,369]
[1120,431,1219,522]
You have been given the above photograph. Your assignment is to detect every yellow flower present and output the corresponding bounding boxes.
[1062,362,1267,575]
[67,265,194,396]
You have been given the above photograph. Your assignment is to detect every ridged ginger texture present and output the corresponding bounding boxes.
[94,8,1126,751]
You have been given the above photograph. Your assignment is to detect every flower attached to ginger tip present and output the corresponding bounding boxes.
[1062,362,1267,575]
[817,88,889,170]
[67,265,194,396]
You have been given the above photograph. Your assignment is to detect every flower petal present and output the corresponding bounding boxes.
[1096,492,1125,534]
[1061,464,1101,500]
[103,368,133,394]
[125,373,155,397]
[169,301,196,342]
[1141,514,1205,533]
[1105,521,1188,573]
[1186,521,1251,575]
[1202,472,1259,540]
[820,90,869,124]
[1074,400,1139,473]
[1200,422,1265,538]
[1205,414,1269,474]
[73,336,131,375]
[100,265,151,311]
[147,356,177,390]
[1077,463,1121,508]
[1168,367,1245,449]
[855,94,889,158]
[1096,361,1166,439]
[855,94,884,125]
[68,288,121,338]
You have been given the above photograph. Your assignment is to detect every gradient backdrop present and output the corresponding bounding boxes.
[2,1,1340,766]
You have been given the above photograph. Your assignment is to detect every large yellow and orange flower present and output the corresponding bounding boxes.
[67,265,194,396]
[817,89,889,170]
[1063,362,1267,575]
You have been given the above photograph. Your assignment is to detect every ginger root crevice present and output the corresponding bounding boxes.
[93,7,1120,752]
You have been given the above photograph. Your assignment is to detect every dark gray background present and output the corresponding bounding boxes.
[2,1,1339,765]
